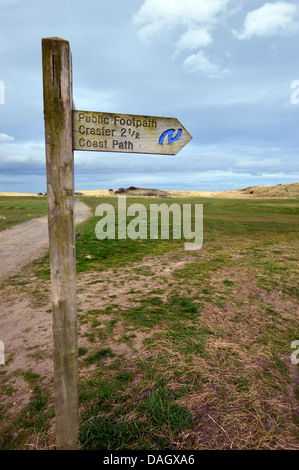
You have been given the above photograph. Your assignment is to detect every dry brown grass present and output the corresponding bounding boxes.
[168,182,299,199]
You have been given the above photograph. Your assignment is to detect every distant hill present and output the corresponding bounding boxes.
[168,182,299,199]
[77,187,171,197]
[1,182,298,198]
[77,182,299,199]
[113,186,170,197]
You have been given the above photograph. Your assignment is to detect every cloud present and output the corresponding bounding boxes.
[73,88,118,113]
[133,0,229,40]
[183,51,229,77]
[0,133,14,142]
[0,140,44,168]
[133,0,230,76]
[235,2,298,40]
[175,28,212,53]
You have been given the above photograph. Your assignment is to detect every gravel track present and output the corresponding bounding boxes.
[0,200,91,280]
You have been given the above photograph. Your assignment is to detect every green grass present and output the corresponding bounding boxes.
[33,196,299,280]
[79,374,193,450]
[0,370,54,450]
[0,195,298,450]
[76,197,299,450]
[0,196,48,231]
[84,348,115,365]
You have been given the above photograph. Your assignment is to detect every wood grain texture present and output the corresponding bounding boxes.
[42,37,79,450]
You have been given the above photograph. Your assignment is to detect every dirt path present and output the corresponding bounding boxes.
[0,200,91,280]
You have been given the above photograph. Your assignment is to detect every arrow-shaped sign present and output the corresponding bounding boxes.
[73,110,192,155]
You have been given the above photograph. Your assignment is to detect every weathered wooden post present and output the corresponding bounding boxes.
[42,37,79,450]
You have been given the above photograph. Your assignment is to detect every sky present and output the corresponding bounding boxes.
[0,0,298,193]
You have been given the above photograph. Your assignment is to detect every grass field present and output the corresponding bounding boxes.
[0,196,48,232]
[0,195,298,450]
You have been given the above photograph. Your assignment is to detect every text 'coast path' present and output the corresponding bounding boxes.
[73,110,192,155]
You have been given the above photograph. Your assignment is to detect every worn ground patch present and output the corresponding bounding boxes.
[0,236,298,449]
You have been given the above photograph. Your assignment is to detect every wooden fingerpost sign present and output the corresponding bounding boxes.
[42,37,78,450]
[42,36,192,450]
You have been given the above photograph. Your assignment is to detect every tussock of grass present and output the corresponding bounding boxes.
[84,348,115,365]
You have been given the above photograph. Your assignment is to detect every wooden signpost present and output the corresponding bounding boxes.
[42,37,192,450]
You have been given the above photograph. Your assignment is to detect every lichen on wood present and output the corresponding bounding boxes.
[42,37,78,450]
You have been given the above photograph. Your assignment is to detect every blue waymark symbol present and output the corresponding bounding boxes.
[159,128,182,145]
